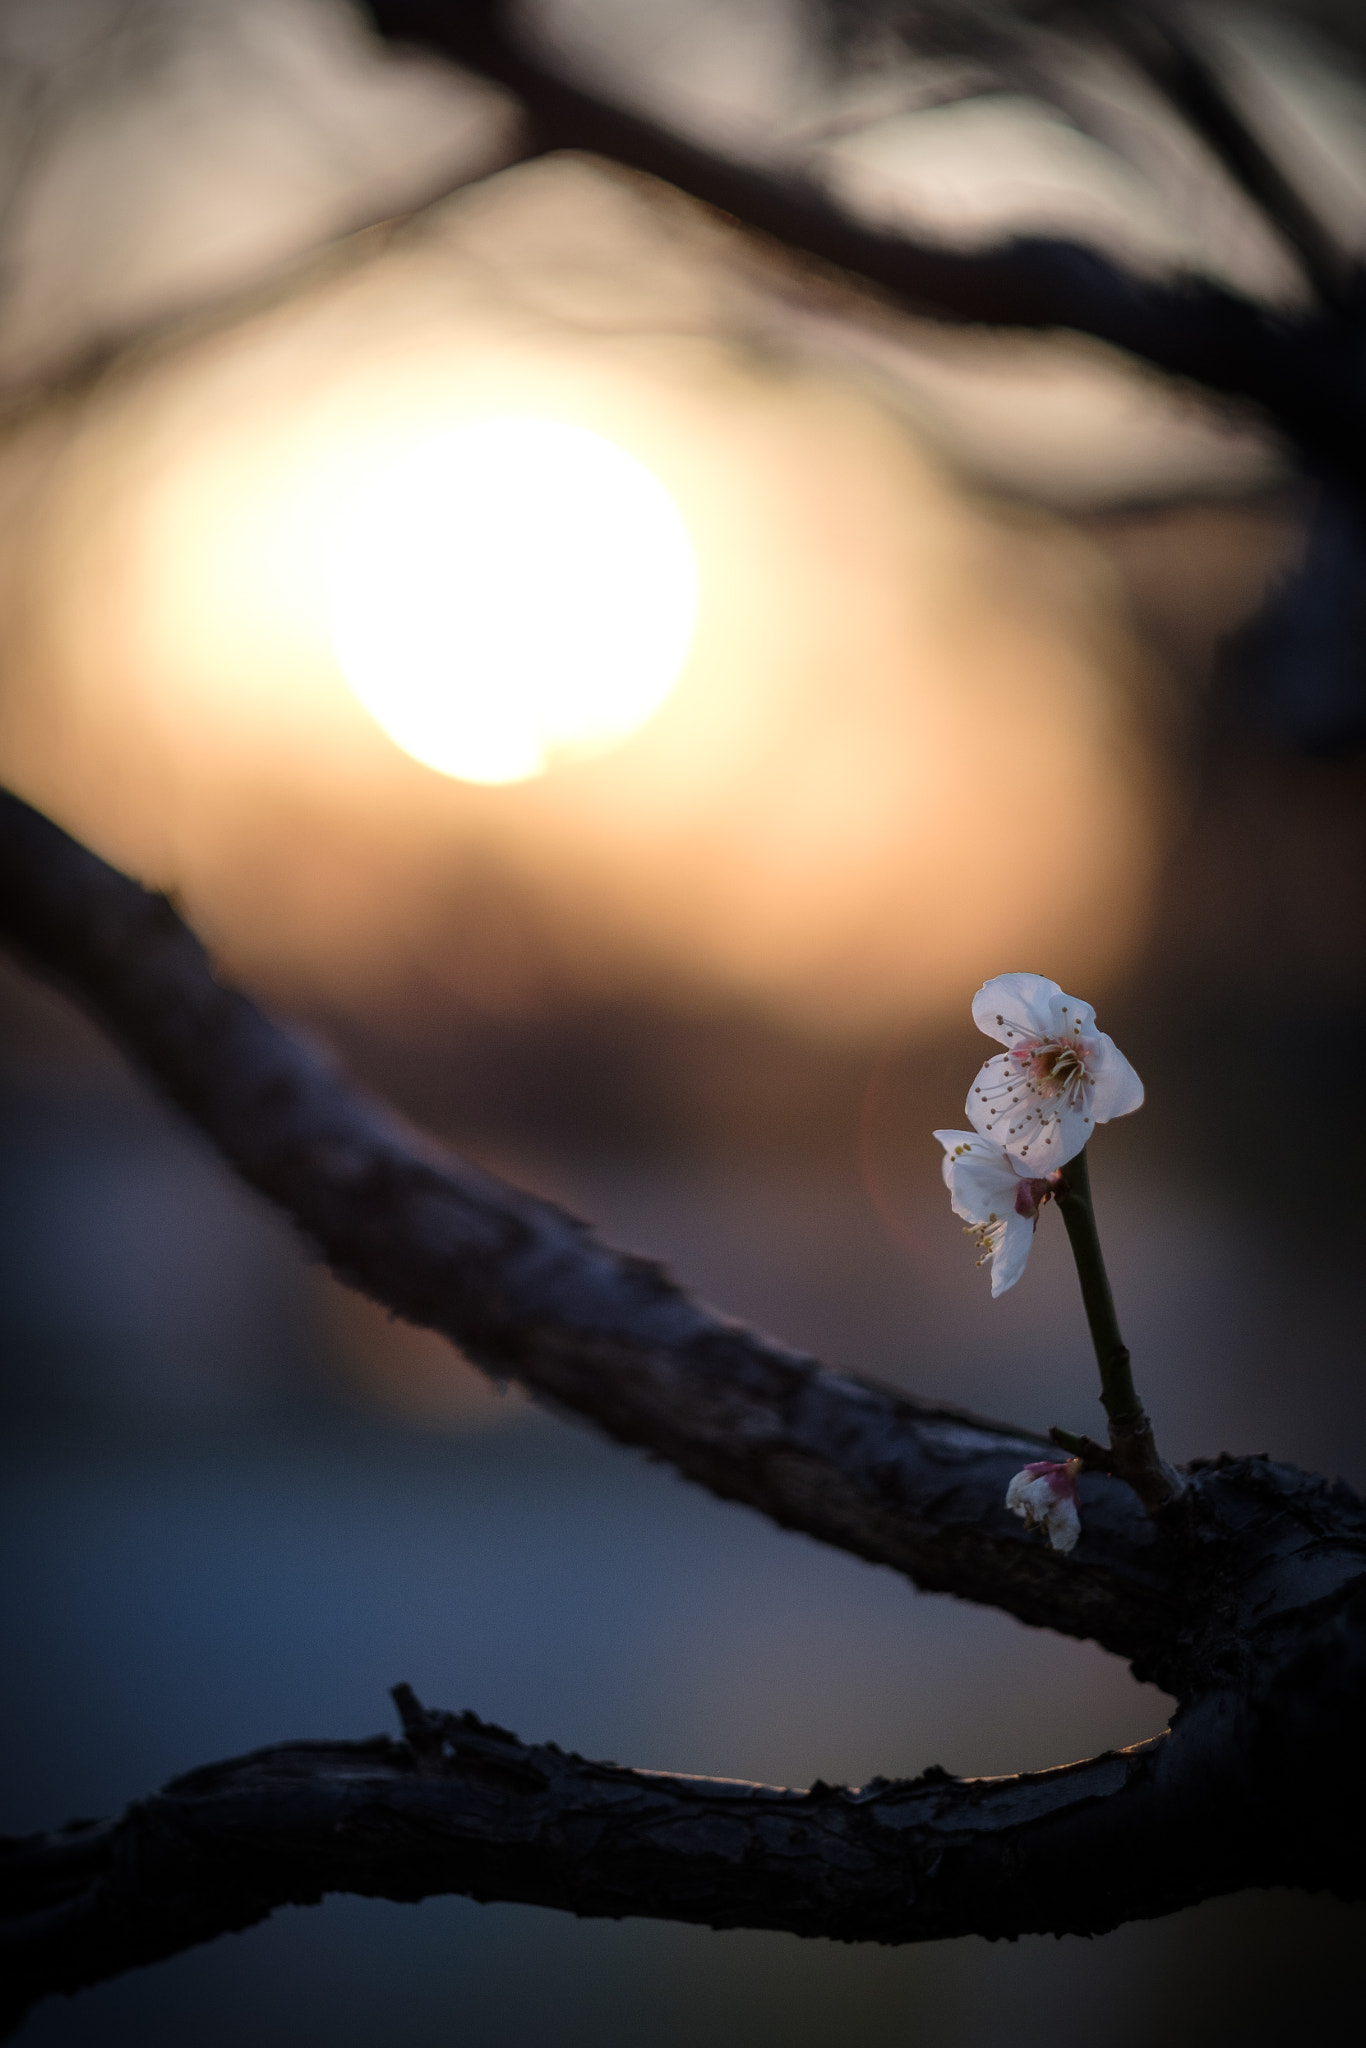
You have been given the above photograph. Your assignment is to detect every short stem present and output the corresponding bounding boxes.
[1047,1424,1115,1473]
[1054,1146,1139,1425]
[1054,1145,1183,1514]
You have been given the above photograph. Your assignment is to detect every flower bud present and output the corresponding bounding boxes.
[1005,1458,1083,1553]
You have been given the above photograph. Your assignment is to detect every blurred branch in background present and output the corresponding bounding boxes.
[366,0,1366,745]
[3,0,1341,1054]
[0,0,522,395]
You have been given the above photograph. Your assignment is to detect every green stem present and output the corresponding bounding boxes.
[1049,1146,1183,1514]
[1053,1145,1141,1428]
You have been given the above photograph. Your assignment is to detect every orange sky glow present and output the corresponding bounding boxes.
[0,159,1163,1040]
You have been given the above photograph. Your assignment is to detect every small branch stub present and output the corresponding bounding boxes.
[1048,1424,1116,1474]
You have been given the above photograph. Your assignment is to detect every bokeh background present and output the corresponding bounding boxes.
[3,3,1366,2042]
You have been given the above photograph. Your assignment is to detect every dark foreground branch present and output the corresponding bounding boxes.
[0,1686,1252,2032]
[8,1457,1366,2027]
[0,786,1169,1662]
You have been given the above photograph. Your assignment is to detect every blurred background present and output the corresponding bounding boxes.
[2,2,1366,2042]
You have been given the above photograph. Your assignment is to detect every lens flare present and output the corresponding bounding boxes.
[329,418,698,784]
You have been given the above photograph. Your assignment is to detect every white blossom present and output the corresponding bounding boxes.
[965,972,1143,1168]
[1006,1459,1083,1553]
[933,1129,1055,1298]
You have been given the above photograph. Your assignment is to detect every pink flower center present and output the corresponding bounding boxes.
[1010,1035,1093,1103]
[1021,1458,1081,1499]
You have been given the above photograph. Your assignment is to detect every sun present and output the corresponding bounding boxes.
[328,417,698,785]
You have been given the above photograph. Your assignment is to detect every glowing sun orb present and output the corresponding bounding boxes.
[328,418,698,784]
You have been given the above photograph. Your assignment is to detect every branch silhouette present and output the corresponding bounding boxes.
[368,0,1366,491]
[0,1690,1198,2030]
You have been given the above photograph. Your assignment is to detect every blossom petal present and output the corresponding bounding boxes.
[933,1128,1020,1223]
[968,975,1138,1161]
[1086,1033,1145,1122]
[1005,1462,1081,1550]
[933,1131,1037,1294]
[1044,1495,1081,1553]
[989,1211,1034,1296]
[965,1055,1094,1166]
[1025,1093,1092,1167]
[1005,1469,1051,1517]
[971,973,1089,1050]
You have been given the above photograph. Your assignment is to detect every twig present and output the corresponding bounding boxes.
[1054,1147,1184,1513]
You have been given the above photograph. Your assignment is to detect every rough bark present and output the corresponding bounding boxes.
[5,1463,1366,2038]
[0,1700,1202,2032]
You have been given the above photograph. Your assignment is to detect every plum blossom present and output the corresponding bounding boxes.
[1006,1459,1083,1553]
[933,1129,1057,1298]
[966,972,1143,1168]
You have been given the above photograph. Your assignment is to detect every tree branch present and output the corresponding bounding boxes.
[0,784,1169,1662]
[0,1683,1258,2033]
[6,791,1366,2024]
[1088,0,1353,312]
[367,1,1366,489]
[8,1453,1366,2025]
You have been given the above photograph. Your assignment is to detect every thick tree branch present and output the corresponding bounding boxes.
[8,1452,1366,2027]
[0,785,1169,1661]
[368,1,1366,489]
[0,1685,1258,2032]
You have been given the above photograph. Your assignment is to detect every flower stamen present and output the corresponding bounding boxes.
[1011,1035,1094,1102]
